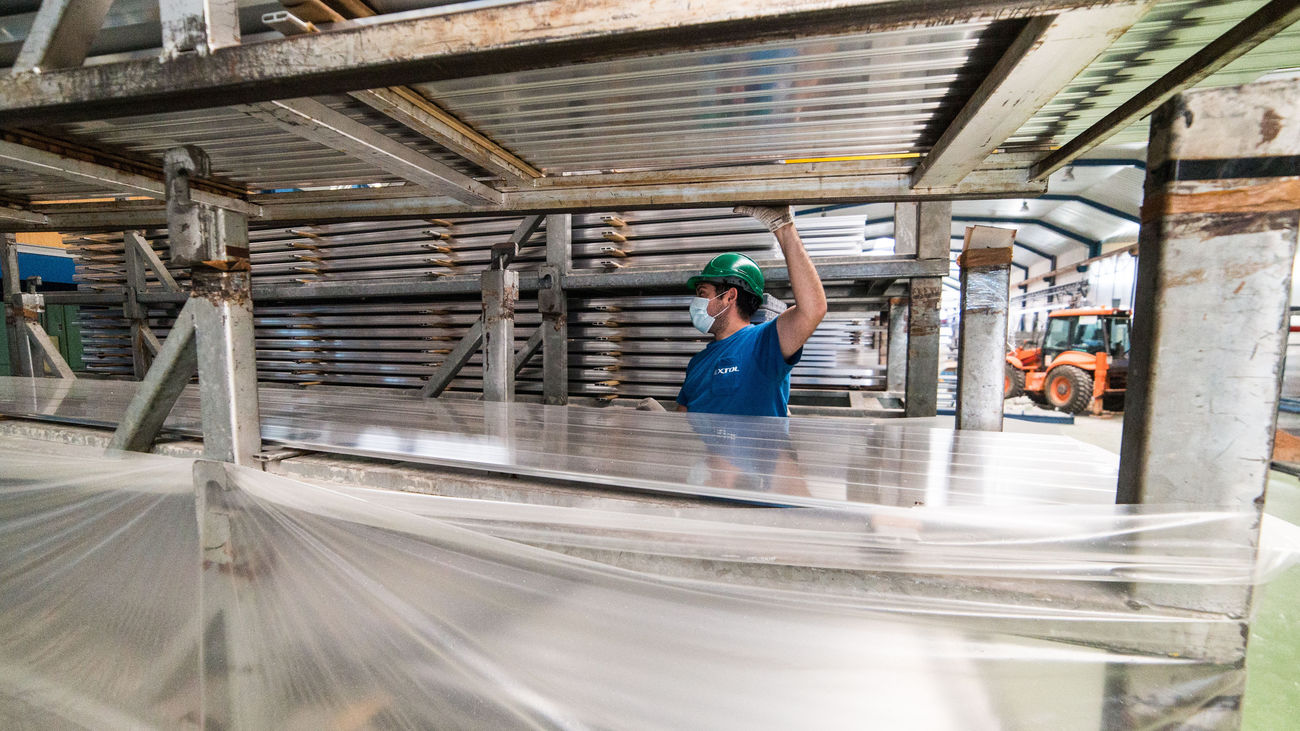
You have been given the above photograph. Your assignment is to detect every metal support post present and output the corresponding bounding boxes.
[108,300,199,453]
[541,213,571,405]
[22,308,76,379]
[123,230,153,379]
[894,201,952,260]
[193,266,261,465]
[886,297,908,394]
[954,226,1014,432]
[160,0,241,59]
[2,233,26,375]
[1110,80,1300,729]
[110,145,260,463]
[481,268,519,402]
[904,278,942,417]
[194,459,267,729]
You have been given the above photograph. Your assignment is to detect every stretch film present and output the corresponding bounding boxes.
[3,436,1299,729]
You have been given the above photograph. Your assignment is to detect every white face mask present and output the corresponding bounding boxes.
[689,293,730,334]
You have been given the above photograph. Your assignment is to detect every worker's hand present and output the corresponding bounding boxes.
[636,397,667,412]
[733,205,794,234]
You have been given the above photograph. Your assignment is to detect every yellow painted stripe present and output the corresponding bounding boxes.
[780,153,922,163]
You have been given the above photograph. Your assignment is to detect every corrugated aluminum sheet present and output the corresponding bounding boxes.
[1008,0,1300,148]
[414,22,1018,173]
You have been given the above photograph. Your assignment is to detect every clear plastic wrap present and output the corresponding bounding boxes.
[3,435,1297,729]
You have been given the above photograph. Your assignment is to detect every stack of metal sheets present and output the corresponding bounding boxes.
[64,209,883,399]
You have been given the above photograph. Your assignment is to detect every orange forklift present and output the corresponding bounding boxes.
[1004,308,1130,414]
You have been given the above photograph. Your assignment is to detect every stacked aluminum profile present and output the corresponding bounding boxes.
[66,209,885,400]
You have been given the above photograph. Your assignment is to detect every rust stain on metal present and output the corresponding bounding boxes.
[1142,179,1300,221]
[1173,210,1298,239]
[957,248,1013,268]
[191,269,252,306]
[1259,109,1283,144]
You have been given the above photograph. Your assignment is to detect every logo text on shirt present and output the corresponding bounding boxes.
[715,365,740,375]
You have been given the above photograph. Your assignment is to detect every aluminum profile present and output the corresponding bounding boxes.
[413,22,1018,172]
[66,210,885,400]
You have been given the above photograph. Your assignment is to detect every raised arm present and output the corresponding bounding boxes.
[734,206,827,358]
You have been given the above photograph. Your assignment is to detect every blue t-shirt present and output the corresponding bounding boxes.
[676,319,801,417]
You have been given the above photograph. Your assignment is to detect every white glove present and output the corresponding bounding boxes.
[733,205,794,234]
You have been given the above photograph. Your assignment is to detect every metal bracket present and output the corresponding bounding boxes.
[164,146,249,266]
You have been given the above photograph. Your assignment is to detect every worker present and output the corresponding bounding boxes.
[675,205,827,417]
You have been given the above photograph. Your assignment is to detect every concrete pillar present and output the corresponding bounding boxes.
[541,213,570,405]
[481,268,519,402]
[1119,79,1300,508]
[954,226,1014,431]
[886,297,908,394]
[904,277,941,417]
[1110,80,1300,729]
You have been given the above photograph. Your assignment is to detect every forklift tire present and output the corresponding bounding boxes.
[1004,364,1025,399]
[1044,365,1093,414]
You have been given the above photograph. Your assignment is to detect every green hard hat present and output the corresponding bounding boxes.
[687,252,764,298]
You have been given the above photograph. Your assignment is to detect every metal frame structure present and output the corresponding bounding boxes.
[1,2,1299,726]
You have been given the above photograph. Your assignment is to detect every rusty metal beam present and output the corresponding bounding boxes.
[237,97,503,205]
[912,2,1152,187]
[350,87,541,186]
[9,165,1044,232]
[0,138,259,216]
[0,0,1153,126]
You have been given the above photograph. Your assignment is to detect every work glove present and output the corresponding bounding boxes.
[733,205,794,234]
[635,397,667,412]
